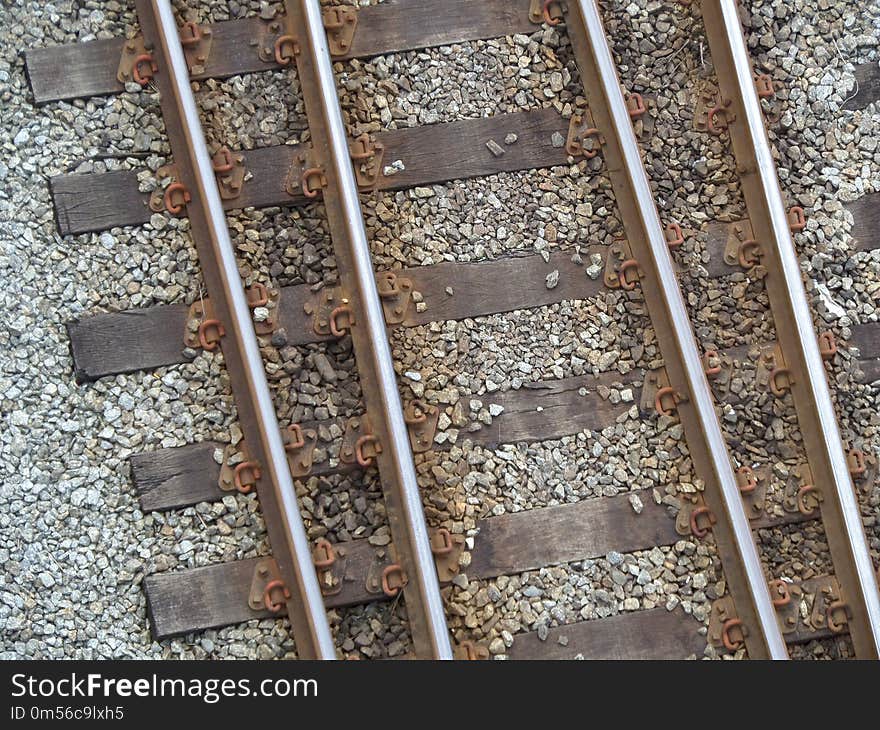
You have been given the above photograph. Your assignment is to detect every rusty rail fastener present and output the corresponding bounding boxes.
[797,484,822,516]
[430,528,455,556]
[827,600,852,633]
[234,461,262,494]
[737,238,762,268]
[132,53,157,85]
[847,448,866,477]
[355,434,381,467]
[654,386,678,417]
[755,73,775,98]
[454,640,489,660]
[382,564,408,597]
[769,366,793,397]
[313,538,336,570]
[246,282,269,308]
[722,618,746,651]
[263,579,291,613]
[404,401,427,425]
[818,331,837,361]
[707,98,734,135]
[285,423,306,451]
[577,126,601,158]
[703,349,721,377]
[788,206,806,232]
[197,318,225,351]
[302,167,327,198]
[274,35,299,65]
[690,505,717,539]
[211,146,234,173]
[618,259,640,291]
[179,20,202,46]
[769,579,791,608]
[664,221,684,249]
[329,304,353,337]
[736,465,757,495]
[626,92,647,119]
[164,182,191,214]
[543,0,563,25]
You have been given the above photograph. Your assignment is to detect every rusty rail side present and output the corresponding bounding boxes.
[134,0,336,659]
[562,0,788,658]
[699,0,880,658]
[281,0,453,659]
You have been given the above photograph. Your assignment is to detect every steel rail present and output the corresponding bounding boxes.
[281,0,453,659]
[135,0,336,659]
[700,0,880,657]
[563,0,788,658]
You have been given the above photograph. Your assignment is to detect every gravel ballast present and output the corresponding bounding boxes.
[1,0,877,660]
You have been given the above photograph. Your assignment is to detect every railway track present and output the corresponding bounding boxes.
[26,0,880,659]
[700,0,880,656]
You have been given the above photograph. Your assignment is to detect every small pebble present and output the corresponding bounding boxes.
[486,139,505,157]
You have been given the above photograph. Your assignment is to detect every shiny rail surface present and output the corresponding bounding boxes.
[281,0,453,659]
[563,0,789,658]
[700,0,880,658]
[31,0,879,661]
[137,0,337,659]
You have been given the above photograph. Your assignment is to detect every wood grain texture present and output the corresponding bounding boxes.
[852,321,880,383]
[51,146,298,236]
[406,250,599,328]
[68,249,607,381]
[842,63,880,111]
[129,322,880,512]
[703,221,734,279]
[131,444,221,512]
[134,418,347,512]
[509,607,705,660]
[851,322,880,360]
[52,108,569,235]
[481,370,638,446]
[66,303,189,383]
[277,249,607,344]
[145,539,389,639]
[146,489,674,640]
[701,215,880,386]
[847,193,878,253]
[132,370,639,512]
[347,0,533,59]
[51,170,146,237]
[147,546,842,648]
[858,359,880,383]
[753,327,880,375]
[143,500,846,646]
[27,0,535,104]
[26,35,122,104]
[468,489,677,578]
[379,107,569,190]
[785,618,834,645]
[848,193,880,380]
